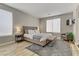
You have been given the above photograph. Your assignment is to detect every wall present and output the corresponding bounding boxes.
[0,4,39,44]
[73,5,79,45]
[39,12,73,34]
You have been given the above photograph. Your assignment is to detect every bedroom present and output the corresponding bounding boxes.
[0,3,79,56]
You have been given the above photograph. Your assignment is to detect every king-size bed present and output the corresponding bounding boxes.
[23,26,56,46]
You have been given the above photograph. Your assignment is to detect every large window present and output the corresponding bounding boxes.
[0,9,12,36]
[46,18,61,33]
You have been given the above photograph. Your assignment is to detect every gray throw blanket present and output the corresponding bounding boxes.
[33,35,42,40]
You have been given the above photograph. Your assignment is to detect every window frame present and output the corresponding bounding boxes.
[46,18,61,33]
[0,9,13,36]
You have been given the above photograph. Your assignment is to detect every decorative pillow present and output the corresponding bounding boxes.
[28,30,35,34]
[34,30,40,34]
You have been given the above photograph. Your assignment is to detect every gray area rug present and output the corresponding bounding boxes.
[26,39,72,56]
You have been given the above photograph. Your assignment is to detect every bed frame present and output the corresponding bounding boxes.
[23,26,51,46]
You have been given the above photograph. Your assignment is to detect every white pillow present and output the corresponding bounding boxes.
[35,30,40,34]
[28,30,35,34]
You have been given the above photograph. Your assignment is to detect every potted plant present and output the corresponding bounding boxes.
[67,32,74,43]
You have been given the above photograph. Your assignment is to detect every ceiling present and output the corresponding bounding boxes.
[5,3,79,18]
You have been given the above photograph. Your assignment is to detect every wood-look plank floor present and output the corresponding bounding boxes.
[0,41,79,56]
[70,43,79,56]
[0,41,38,56]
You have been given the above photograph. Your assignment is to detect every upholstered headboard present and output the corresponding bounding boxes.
[23,26,37,34]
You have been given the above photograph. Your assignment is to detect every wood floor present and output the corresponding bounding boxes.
[70,43,79,56]
[0,41,38,56]
[0,41,79,56]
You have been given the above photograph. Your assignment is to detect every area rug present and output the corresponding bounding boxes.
[26,39,72,56]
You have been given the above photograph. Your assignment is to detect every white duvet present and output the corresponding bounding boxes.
[24,34,33,39]
[24,33,53,42]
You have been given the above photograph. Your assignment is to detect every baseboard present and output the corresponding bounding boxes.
[0,41,15,47]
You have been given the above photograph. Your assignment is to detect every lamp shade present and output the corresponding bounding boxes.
[16,26,22,34]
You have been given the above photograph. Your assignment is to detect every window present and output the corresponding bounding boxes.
[46,20,53,32]
[0,9,12,36]
[46,18,61,33]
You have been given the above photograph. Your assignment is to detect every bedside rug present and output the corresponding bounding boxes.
[26,39,72,56]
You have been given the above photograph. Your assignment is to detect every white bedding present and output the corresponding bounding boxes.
[24,34,33,39]
[24,33,53,42]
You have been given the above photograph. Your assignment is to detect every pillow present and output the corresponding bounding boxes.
[28,30,35,34]
[34,30,40,34]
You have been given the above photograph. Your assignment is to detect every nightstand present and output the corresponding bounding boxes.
[15,34,24,42]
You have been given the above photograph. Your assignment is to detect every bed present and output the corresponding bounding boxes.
[23,26,56,46]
